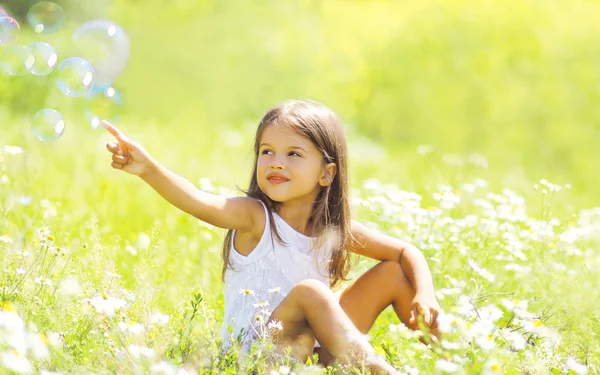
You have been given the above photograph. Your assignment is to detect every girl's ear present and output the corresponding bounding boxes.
[319,163,337,187]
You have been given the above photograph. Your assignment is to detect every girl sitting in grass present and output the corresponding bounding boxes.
[102,99,441,374]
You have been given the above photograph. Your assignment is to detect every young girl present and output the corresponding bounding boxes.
[102,99,441,374]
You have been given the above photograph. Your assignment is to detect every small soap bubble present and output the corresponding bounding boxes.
[72,20,129,87]
[0,16,19,45]
[28,42,58,76]
[26,1,65,34]
[85,85,123,129]
[56,57,95,97]
[0,44,35,76]
[32,109,65,143]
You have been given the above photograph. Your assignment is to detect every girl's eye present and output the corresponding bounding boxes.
[261,149,272,155]
[289,151,302,157]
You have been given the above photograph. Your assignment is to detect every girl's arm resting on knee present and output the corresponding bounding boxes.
[349,220,435,296]
[140,160,259,231]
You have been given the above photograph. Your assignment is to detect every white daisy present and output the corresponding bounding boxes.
[34,276,52,286]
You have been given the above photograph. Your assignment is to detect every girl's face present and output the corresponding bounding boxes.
[257,125,335,205]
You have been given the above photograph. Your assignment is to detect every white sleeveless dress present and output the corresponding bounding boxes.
[221,200,333,351]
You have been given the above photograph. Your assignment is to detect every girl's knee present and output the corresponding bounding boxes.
[291,279,331,300]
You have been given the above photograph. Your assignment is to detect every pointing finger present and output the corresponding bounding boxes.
[101,120,126,141]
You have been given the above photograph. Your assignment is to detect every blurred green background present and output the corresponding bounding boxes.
[1,0,598,222]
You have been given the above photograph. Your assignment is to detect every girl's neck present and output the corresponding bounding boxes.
[276,202,316,237]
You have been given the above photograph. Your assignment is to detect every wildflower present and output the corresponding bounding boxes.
[278,366,290,375]
[268,287,281,294]
[436,312,460,334]
[1,301,16,312]
[125,245,137,255]
[441,340,462,350]
[239,288,256,296]
[483,359,502,374]
[17,249,30,257]
[17,196,32,206]
[404,364,419,375]
[83,294,127,316]
[16,268,25,275]
[118,322,145,335]
[34,276,52,286]
[150,312,170,326]
[479,304,503,322]
[475,334,496,352]
[565,357,588,375]
[1,351,33,374]
[26,332,50,359]
[468,259,496,282]
[435,359,460,373]
[267,320,283,331]
[253,301,269,309]
[0,235,13,244]
[137,233,151,248]
[105,270,122,279]
[501,329,526,351]
[433,185,460,210]
[127,344,155,360]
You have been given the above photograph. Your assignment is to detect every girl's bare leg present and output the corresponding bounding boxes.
[315,260,442,365]
[267,279,399,375]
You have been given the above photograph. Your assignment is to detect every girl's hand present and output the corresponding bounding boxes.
[409,292,441,330]
[102,120,153,177]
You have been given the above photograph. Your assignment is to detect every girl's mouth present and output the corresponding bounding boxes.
[268,178,288,185]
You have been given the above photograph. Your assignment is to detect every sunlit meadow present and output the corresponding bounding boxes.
[1,0,599,374]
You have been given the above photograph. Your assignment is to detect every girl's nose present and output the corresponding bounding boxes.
[270,164,285,170]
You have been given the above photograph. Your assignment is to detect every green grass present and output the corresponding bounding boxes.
[1,0,599,373]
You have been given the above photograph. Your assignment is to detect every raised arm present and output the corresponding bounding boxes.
[102,120,261,231]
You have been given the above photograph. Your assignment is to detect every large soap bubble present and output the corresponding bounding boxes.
[85,85,123,129]
[0,16,19,45]
[56,57,95,97]
[28,42,58,76]
[26,2,65,34]
[32,109,65,143]
[0,44,35,76]
[72,20,129,87]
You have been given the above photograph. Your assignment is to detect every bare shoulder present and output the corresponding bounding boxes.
[233,196,266,240]
[231,197,266,256]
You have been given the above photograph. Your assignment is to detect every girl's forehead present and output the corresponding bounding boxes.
[260,125,313,149]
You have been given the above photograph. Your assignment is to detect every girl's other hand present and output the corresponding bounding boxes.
[102,120,153,177]
[409,292,441,331]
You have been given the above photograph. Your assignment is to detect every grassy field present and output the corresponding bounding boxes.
[1,0,599,373]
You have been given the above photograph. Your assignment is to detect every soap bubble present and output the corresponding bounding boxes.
[26,2,65,34]
[72,20,129,87]
[32,109,65,143]
[85,85,123,129]
[56,57,95,97]
[0,16,19,45]
[0,44,35,76]
[28,42,58,76]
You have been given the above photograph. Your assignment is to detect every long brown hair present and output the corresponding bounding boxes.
[221,99,354,288]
